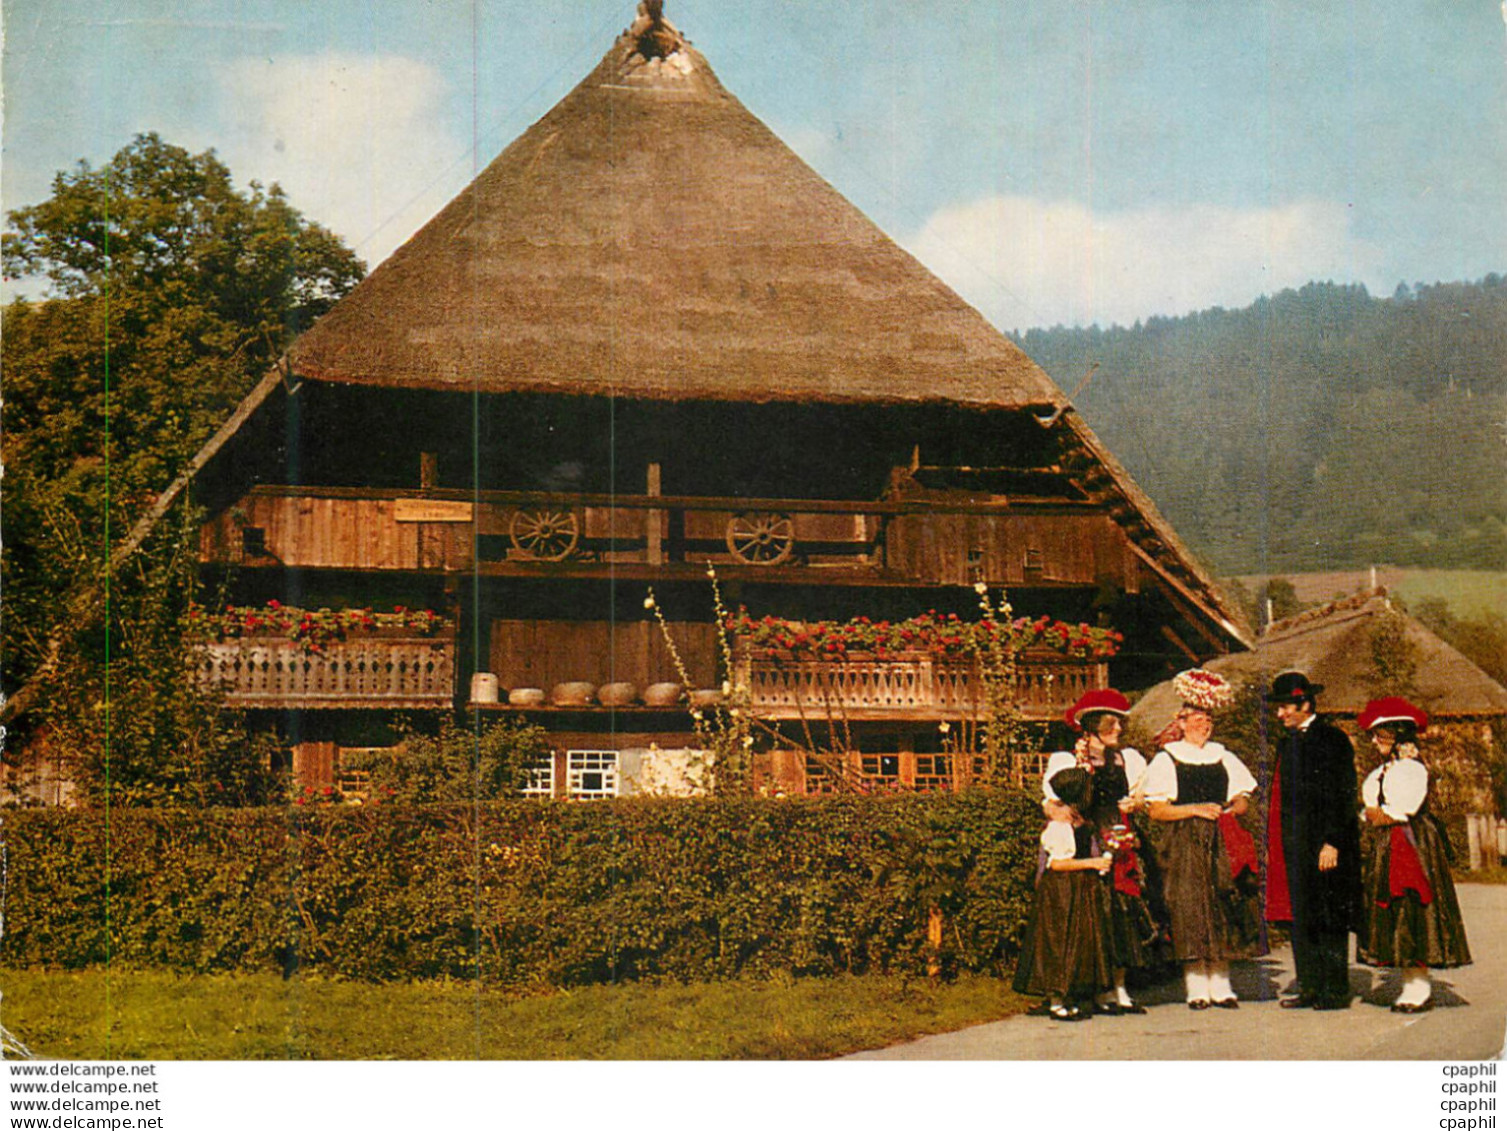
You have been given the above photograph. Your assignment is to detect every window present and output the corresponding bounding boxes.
[860,753,901,786]
[241,526,267,558]
[522,752,556,799]
[567,750,619,800]
[803,754,841,795]
[965,546,985,580]
[914,753,952,792]
[335,747,386,798]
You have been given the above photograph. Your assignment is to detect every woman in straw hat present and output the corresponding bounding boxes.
[1357,697,1472,1012]
[1143,669,1265,1009]
[1041,689,1155,1014]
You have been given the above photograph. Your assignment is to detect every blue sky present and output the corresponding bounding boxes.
[4,0,1505,329]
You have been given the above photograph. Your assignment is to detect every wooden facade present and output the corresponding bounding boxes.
[194,399,1231,796]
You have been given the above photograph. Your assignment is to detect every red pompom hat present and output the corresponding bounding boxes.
[1357,697,1429,732]
[1064,688,1132,731]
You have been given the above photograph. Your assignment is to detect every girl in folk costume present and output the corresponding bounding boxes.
[1042,689,1154,1014]
[1144,669,1265,1009]
[1014,767,1116,1021]
[1357,698,1472,1012]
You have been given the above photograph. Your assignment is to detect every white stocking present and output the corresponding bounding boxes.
[1398,968,1432,1005]
[1184,961,1210,1003]
[1207,961,1234,1002]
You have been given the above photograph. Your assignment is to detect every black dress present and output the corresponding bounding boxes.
[1150,755,1266,962]
[1076,759,1157,970]
[1358,758,1472,969]
[1013,821,1115,999]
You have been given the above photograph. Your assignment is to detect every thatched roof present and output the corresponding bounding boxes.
[285,16,1065,409]
[1129,589,1507,727]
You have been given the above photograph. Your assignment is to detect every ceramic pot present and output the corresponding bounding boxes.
[507,687,546,707]
[642,681,683,707]
[689,688,723,708]
[598,681,638,706]
[550,681,597,707]
[469,672,500,704]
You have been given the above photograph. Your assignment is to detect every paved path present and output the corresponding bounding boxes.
[849,883,1507,1060]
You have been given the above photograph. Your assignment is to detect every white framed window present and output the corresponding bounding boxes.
[522,752,556,798]
[567,750,619,800]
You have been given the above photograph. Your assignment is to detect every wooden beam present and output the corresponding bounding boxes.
[645,462,663,566]
[214,557,1123,592]
[1142,565,1235,657]
[1159,625,1202,665]
[1128,542,1250,650]
[240,483,1101,518]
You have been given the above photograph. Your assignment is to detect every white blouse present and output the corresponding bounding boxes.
[1040,818,1080,862]
[1041,747,1148,803]
[1143,740,1258,804]
[1361,757,1428,822]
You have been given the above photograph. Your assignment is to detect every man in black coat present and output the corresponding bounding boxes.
[1265,671,1363,1010]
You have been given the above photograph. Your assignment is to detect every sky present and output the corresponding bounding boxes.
[3,0,1506,331]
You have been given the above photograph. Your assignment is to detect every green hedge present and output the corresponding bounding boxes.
[0,792,1043,985]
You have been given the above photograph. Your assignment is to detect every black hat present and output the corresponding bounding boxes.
[1271,670,1323,701]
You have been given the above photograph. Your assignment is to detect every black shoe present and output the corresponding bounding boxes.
[1120,1002,1147,1015]
[1048,1004,1089,1022]
[1390,999,1433,1014]
[1188,999,1211,1011]
[1313,996,1351,1011]
[1212,998,1239,1010]
[1279,994,1317,1010]
[1094,1001,1124,1016]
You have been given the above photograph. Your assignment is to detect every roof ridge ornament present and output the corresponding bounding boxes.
[630,0,685,60]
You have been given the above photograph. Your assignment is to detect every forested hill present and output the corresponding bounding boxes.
[1012,277,1507,575]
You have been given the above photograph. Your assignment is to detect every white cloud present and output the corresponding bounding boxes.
[212,53,471,270]
[902,195,1387,330]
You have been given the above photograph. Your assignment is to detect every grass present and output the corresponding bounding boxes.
[0,968,1030,1060]
[1232,568,1506,621]
[1391,569,1507,621]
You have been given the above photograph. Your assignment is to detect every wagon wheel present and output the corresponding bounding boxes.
[725,511,795,565]
[509,507,580,561]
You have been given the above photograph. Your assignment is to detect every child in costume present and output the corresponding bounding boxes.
[1042,688,1154,1014]
[1015,767,1115,1021]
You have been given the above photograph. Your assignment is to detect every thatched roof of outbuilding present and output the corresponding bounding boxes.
[1128,589,1507,728]
[285,16,1065,410]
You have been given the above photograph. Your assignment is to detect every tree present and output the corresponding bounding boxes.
[1256,577,1305,625]
[2,134,365,804]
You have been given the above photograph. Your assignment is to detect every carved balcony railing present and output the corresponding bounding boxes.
[197,634,455,709]
[735,650,1105,722]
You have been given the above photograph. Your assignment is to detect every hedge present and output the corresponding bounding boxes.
[0,791,1044,985]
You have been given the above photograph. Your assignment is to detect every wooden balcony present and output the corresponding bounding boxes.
[199,484,1131,590]
[735,650,1105,722]
[197,634,455,709]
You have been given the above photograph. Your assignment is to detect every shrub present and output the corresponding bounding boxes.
[340,717,552,805]
[0,791,1042,985]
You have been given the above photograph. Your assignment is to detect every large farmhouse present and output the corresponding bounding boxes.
[189,6,1246,798]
